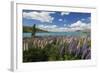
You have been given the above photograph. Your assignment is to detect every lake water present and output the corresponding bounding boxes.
[23,32,89,38]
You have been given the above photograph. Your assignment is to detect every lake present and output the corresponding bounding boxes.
[23,32,90,38]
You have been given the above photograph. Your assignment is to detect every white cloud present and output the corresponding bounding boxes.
[81,18,85,21]
[45,27,65,32]
[47,20,90,32]
[70,21,86,27]
[37,24,57,31]
[58,19,63,21]
[81,17,91,22]
[36,20,90,32]
[61,12,70,16]
[70,20,90,30]
[64,24,67,27]
[23,11,55,23]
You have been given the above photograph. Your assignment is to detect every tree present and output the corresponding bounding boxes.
[32,24,36,37]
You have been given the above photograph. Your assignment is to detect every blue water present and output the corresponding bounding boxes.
[23,32,89,38]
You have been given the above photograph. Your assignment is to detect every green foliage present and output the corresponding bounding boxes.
[23,25,48,33]
[32,24,36,37]
[23,48,48,62]
[23,37,91,62]
[23,42,81,62]
[23,26,32,33]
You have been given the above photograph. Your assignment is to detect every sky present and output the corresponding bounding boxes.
[23,10,91,32]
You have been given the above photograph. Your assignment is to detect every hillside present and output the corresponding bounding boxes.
[23,26,48,33]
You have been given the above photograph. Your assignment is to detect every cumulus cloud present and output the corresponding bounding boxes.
[61,12,70,16]
[36,20,90,32]
[49,20,90,32]
[81,17,91,23]
[70,20,90,28]
[58,19,63,21]
[23,11,55,23]
[69,20,90,31]
[64,24,67,27]
[37,24,57,31]
[81,18,85,21]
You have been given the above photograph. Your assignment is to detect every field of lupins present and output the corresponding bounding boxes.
[23,36,91,62]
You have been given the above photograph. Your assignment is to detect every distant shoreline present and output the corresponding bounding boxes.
[23,35,90,40]
[23,31,90,38]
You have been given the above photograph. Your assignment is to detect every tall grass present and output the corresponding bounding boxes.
[23,36,91,62]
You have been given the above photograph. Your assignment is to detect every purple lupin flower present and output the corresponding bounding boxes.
[75,40,81,57]
[85,49,91,59]
[81,49,88,59]
[81,38,88,54]
[59,42,65,55]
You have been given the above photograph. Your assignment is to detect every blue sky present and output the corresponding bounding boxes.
[23,10,91,32]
